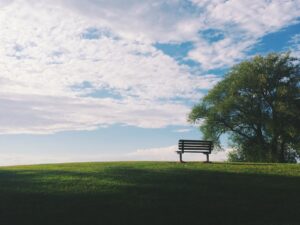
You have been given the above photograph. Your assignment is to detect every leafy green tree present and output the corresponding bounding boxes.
[189,53,300,163]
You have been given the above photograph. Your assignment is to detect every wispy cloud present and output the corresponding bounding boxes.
[0,0,299,134]
[173,128,191,133]
[0,145,231,166]
[0,93,191,134]
[119,145,230,162]
[289,34,300,57]
[189,0,300,69]
[0,0,219,133]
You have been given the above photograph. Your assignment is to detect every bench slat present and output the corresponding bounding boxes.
[177,139,213,163]
[177,150,210,153]
[179,148,211,151]
[179,142,211,144]
[179,143,211,145]
[179,144,211,147]
[179,145,211,148]
[179,139,211,142]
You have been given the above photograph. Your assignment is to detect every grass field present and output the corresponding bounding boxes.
[0,162,299,225]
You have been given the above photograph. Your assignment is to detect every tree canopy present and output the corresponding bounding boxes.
[189,53,300,163]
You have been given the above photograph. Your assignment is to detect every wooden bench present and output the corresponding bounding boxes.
[176,139,213,163]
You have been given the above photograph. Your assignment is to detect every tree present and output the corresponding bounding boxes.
[189,53,300,163]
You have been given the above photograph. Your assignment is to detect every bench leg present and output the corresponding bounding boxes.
[179,153,183,163]
[206,153,209,163]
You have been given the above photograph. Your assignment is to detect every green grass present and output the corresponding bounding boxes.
[0,162,299,225]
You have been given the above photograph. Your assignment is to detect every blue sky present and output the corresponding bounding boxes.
[0,0,300,165]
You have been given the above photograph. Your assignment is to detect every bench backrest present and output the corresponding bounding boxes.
[178,139,213,153]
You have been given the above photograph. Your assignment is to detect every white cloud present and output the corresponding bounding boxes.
[128,145,178,161]
[189,0,300,69]
[289,34,300,58]
[0,145,231,166]
[0,0,220,134]
[48,0,202,43]
[173,128,191,133]
[0,93,191,134]
[195,0,300,36]
[188,37,255,70]
[0,0,299,134]
[128,145,230,162]
[48,0,300,70]
[0,152,122,166]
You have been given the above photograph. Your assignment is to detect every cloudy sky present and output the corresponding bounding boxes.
[0,0,300,165]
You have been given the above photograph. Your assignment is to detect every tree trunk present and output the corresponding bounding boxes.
[271,136,279,162]
[279,141,286,163]
[256,125,267,161]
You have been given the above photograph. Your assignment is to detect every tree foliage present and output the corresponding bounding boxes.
[189,53,300,163]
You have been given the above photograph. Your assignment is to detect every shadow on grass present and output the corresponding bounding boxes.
[0,164,299,225]
[216,162,296,166]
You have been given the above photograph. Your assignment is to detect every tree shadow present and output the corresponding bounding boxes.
[217,162,293,166]
[0,164,299,225]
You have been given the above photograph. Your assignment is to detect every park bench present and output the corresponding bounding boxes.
[176,140,213,163]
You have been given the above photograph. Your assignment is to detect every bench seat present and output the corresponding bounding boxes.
[176,139,213,163]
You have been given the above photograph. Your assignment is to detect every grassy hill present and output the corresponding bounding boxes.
[0,162,299,225]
